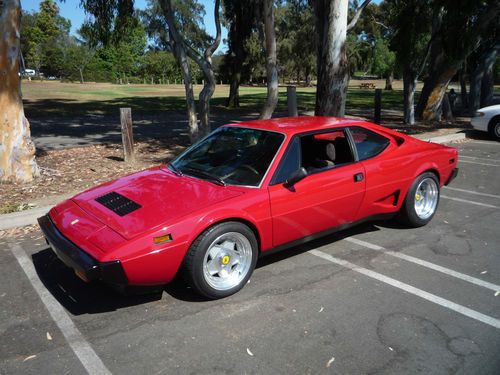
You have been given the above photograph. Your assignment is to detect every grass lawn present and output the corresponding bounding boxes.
[22,81,406,118]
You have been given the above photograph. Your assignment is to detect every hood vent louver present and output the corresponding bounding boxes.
[95,192,141,216]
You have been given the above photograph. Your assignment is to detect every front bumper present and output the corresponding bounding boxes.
[37,214,128,285]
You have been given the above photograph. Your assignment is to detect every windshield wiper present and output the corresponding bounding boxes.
[168,163,183,176]
[181,166,226,186]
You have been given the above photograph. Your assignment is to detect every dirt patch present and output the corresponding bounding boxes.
[0,139,186,213]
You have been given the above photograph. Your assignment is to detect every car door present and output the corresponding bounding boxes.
[267,129,366,247]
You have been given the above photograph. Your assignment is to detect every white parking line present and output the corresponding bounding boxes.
[443,186,500,199]
[344,237,500,292]
[469,140,500,146]
[8,243,112,375]
[459,160,499,167]
[441,195,500,208]
[308,249,500,329]
[461,155,500,163]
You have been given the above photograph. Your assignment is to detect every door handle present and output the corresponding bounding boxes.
[354,173,364,182]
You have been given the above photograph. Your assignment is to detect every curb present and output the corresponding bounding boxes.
[0,131,468,232]
[415,132,466,144]
[0,205,53,231]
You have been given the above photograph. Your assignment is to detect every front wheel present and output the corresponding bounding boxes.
[182,222,258,299]
[397,172,440,228]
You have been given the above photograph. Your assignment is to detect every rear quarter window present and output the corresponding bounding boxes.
[350,127,390,161]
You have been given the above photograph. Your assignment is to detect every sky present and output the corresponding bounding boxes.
[21,0,228,52]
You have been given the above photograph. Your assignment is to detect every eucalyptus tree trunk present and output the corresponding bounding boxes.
[385,71,393,90]
[227,62,242,108]
[402,67,417,125]
[259,0,278,120]
[470,44,499,112]
[0,0,38,182]
[175,42,199,142]
[314,0,349,117]
[417,65,458,122]
[480,64,494,108]
[161,0,198,142]
[459,67,468,110]
[314,0,370,117]
[162,0,221,142]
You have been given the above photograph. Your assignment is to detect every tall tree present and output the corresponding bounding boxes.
[0,0,38,181]
[79,0,135,47]
[314,0,371,117]
[385,0,432,124]
[21,0,71,76]
[223,0,258,107]
[468,23,499,113]
[259,0,278,119]
[276,0,316,85]
[161,0,222,141]
[416,0,500,121]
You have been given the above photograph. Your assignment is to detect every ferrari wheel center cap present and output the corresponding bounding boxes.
[416,193,422,201]
[221,255,230,265]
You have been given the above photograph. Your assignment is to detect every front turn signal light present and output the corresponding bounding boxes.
[153,234,173,244]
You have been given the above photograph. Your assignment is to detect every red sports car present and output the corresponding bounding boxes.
[38,117,458,299]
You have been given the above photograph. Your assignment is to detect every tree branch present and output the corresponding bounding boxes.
[347,0,371,31]
[204,0,221,60]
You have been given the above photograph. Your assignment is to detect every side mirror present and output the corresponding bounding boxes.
[284,167,308,188]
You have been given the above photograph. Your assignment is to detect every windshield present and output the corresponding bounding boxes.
[171,126,285,187]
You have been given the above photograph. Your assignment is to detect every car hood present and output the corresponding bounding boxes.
[71,167,243,240]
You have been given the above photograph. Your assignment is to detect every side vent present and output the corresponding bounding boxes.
[95,192,141,216]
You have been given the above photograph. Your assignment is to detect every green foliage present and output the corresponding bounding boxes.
[383,0,433,75]
[276,0,316,83]
[371,37,396,78]
[142,0,212,53]
[21,0,72,76]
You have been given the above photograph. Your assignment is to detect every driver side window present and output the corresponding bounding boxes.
[272,129,355,185]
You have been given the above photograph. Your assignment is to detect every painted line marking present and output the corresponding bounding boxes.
[459,160,499,167]
[460,155,500,163]
[308,249,500,329]
[443,186,500,199]
[469,140,500,146]
[441,195,499,209]
[8,243,112,375]
[344,237,500,292]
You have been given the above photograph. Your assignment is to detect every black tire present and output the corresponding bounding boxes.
[488,118,500,141]
[396,172,440,228]
[181,221,258,299]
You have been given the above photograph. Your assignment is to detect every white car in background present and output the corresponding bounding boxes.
[471,104,500,140]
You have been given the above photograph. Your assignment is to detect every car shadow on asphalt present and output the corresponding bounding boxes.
[32,249,164,315]
[256,219,406,268]
[31,219,408,313]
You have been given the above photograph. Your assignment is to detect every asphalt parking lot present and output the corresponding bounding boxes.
[1,138,499,375]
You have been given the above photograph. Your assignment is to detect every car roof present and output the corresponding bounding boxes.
[225,116,373,136]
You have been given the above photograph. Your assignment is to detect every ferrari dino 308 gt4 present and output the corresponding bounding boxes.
[39,117,458,299]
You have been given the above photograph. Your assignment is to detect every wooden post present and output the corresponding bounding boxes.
[120,108,135,163]
[287,86,298,117]
[374,89,382,124]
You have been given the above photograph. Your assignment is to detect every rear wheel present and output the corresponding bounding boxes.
[489,118,500,141]
[182,222,258,299]
[397,172,440,227]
